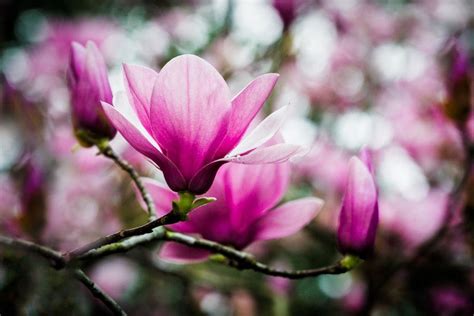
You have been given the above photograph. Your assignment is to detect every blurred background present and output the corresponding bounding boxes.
[0,0,473,315]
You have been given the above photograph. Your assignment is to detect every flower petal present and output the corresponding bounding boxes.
[123,64,158,133]
[150,54,232,181]
[159,242,210,264]
[188,142,305,194]
[229,143,307,164]
[337,156,378,258]
[224,163,290,235]
[102,96,186,191]
[84,41,112,104]
[252,197,324,241]
[229,105,289,157]
[214,73,279,156]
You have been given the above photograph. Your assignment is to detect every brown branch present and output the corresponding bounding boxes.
[163,231,350,279]
[0,235,125,315]
[0,235,65,268]
[66,210,181,260]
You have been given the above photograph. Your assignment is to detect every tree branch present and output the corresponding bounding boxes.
[0,235,65,268]
[0,235,126,315]
[65,209,180,260]
[97,143,156,220]
[72,269,127,316]
[163,231,350,279]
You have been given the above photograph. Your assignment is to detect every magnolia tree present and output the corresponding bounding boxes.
[0,1,473,315]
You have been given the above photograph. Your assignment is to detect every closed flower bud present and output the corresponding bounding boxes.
[443,39,472,123]
[337,149,379,259]
[68,41,115,146]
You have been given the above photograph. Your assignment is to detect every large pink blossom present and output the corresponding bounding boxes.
[138,162,323,263]
[102,54,304,194]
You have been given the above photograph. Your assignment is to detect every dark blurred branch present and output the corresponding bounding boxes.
[0,234,65,268]
[361,122,474,314]
[72,269,127,316]
[97,143,156,220]
[0,235,125,315]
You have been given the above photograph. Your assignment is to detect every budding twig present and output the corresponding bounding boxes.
[97,142,156,220]
[66,209,180,260]
[162,231,350,279]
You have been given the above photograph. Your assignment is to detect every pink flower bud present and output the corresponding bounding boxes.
[68,41,115,146]
[337,149,379,258]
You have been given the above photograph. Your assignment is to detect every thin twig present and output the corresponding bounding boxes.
[66,210,180,260]
[0,235,126,315]
[72,269,127,316]
[77,228,166,261]
[98,143,156,220]
[0,235,65,268]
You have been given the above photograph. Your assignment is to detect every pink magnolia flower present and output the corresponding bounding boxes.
[272,0,300,30]
[138,162,323,263]
[102,54,304,194]
[68,41,116,145]
[337,149,379,259]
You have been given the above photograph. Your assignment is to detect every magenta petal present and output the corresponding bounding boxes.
[150,54,232,181]
[101,101,187,192]
[188,160,228,195]
[69,42,86,81]
[159,242,210,264]
[229,143,307,164]
[123,64,158,133]
[215,73,279,156]
[84,41,112,104]
[252,197,324,241]
[337,156,378,258]
[225,163,290,234]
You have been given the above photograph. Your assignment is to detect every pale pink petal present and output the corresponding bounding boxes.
[123,64,158,132]
[229,143,307,164]
[102,98,186,191]
[150,54,232,181]
[228,105,289,157]
[188,143,304,194]
[252,197,324,241]
[159,242,210,264]
[214,74,279,156]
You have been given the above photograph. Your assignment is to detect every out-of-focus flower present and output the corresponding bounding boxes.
[90,257,138,300]
[272,0,300,30]
[442,39,472,122]
[429,286,474,315]
[337,149,378,259]
[103,54,304,194]
[138,162,323,263]
[68,41,115,146]
[16,154,47,240]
